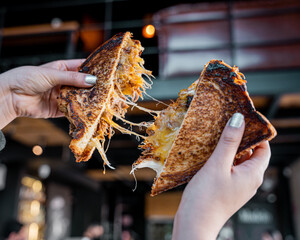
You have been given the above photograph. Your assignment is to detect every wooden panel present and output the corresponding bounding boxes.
[86,166,156,182]
[280,93,300,108]
[233,0,300,16]
[155,0,300,77]
[154,2,228,24]
[234,13,300,44]
[2,21,79,37]
[160,49,231,78]
[271,118,300,129]
[154,3,230,78]
[2,118,70,146]
[159,20,230,51]
[235,43,300,70]
[145,191,183,219]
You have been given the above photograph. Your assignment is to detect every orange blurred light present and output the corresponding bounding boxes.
[142,24,155,38]
[32,145,43,156]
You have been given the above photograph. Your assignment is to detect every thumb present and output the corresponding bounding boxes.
[209,112,245,170]
[40,67,97,88]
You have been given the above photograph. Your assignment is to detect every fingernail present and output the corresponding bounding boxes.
[229,112,244,128]
[85,75,97,85]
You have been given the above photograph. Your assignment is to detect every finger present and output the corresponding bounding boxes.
[235,141,271,189]
[235,149,252,165]
[239,141,271,173]
[52,110,65,118]
[41,68,97,88]
[40,59,85,71]
[209,113,245,170]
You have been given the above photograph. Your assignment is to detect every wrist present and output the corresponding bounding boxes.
[0,74,17,129]
[172,206,225,240]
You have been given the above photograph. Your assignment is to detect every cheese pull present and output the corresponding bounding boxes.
[133,60,276,196]
[58,32,155,165]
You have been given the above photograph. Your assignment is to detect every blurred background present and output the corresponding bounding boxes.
[0,0,300,239]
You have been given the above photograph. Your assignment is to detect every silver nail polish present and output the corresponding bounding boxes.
[85,75,97,85]
[229,112,244,128]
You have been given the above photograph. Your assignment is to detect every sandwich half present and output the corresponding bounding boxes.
[58,32,153,166]
[132,59,277,196]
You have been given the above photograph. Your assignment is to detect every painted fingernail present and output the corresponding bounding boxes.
[85,75,97,85]
[229,112,244,128]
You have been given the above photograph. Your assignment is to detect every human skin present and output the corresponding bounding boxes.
[172,113,271,240]
[0,59,96,129]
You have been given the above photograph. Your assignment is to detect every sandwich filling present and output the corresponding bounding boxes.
[132,80,198,174]
[78,36,154,168]
[132,62,246,175]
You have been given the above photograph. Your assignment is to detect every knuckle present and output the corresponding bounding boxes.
[222,132,238,146]
[52,60,65,70]
[68,71,82,83]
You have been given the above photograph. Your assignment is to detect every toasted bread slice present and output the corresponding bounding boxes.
[58,32,152,164]
[132,59,277,196]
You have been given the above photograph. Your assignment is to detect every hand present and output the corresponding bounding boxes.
[0,59,96,129]
[172,113,271,240]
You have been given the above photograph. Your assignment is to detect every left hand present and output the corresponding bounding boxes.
[0,59,95,129]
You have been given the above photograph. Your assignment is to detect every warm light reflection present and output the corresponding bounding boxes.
[32,145,43,156]
[28,223,39,240]
[21,177,43,192]
[32,180,42,192]
[142,24,155,38]
[22,176,35,187]
[30,200,40,216]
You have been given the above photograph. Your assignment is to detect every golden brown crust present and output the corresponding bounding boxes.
[58,32,151,163]
[58,32,132,160]
[150,59,276,196]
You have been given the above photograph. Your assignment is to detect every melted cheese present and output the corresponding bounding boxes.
[137,80,198,168]
[91,36,154,168]
[115,38,152,100]
[103,115,146,140]
[91,138,115,170]
[87,36,199,172]
[145,109,184,163]
[132,159,164,175]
